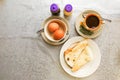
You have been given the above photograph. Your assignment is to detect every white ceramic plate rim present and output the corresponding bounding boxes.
[60,36,101,78]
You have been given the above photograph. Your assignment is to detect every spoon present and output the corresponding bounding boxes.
[101,18,112,22]
[82,14,112,22]
[37,28,44,34]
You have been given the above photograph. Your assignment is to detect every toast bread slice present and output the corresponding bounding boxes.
[71,47,91,72]
[64,40,88,68]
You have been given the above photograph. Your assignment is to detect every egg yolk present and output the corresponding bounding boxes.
[53,29,64,40]
[48,22,59,33]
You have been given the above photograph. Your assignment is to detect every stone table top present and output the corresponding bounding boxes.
[0,0,120,80]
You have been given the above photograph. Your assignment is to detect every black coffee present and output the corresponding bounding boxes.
[86,15,99,28]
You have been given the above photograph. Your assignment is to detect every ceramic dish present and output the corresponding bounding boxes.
[60,36,101,78]
[39,16,70,45]
[44,18,68,42]
[75,10,104,38]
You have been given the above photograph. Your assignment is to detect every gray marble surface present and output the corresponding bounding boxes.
[0,0,120,80]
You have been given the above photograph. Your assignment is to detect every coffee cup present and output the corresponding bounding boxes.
[82,13,104,32]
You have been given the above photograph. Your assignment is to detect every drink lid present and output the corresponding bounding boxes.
[65,4,72,12]
[50,3,59,12]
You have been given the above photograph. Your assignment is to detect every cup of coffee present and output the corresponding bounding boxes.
[82,13,104,32]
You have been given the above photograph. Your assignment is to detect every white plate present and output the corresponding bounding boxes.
[60,36,101,78]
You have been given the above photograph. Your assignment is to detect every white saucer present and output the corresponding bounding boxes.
[40,16,70,45]
[75,10,104,38]
[60,36,101,78]
[41,31,69,45]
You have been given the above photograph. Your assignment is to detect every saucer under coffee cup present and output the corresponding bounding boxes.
[75,10,106,38]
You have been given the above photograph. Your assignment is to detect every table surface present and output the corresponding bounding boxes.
[0,0,120,80]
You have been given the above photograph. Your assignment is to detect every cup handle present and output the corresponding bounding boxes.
[101,20,105,24]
